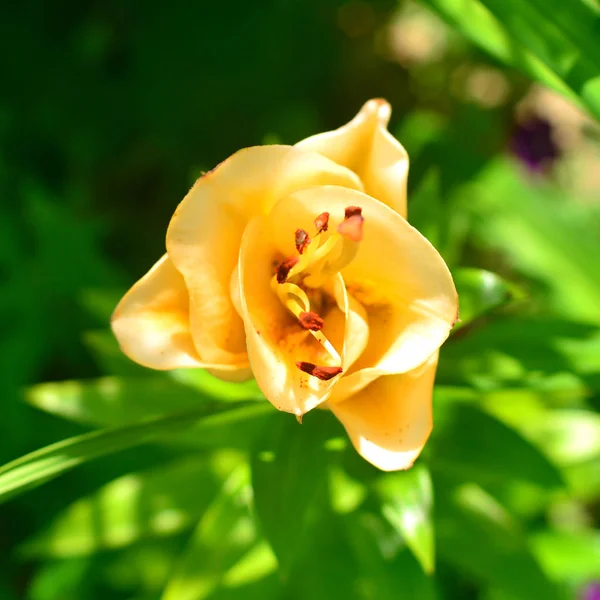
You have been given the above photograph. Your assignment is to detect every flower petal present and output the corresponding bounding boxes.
[328,353,438,471]
[111,255,250,379]
[266,184,457,395]
[330,275,370,372]
[296,99,409,217]
[111,255,201,370]
[237,217,344,415]
[166,145,363,367]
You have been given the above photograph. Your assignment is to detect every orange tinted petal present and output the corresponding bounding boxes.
[112,255,251,379]
[166,145,362,367]
[267,185,456,393]
[296,99,409,217]
[111,255,203,370]
[329,353,438,471]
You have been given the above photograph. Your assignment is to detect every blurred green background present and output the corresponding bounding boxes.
[1,0,600,598]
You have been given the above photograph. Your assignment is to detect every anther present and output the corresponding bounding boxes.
[296,362,343,381]
[344,206,363,219]
[314,212,330,233]
[276,256,299,283]
[298,311,324,331]
[295,229,311,254]
[337,214,364,242]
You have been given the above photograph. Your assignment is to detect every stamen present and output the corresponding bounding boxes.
[271,208,364,373]
[287,226,322,278]
[296,362,343,381]
[298,311,324,331]
[295,229,311,254]
[344,206,363,219]
[277,282,310,312]
[303,208,365,288]
[314,212,330,233]
[276,256,299,283]
[313,332,341,363]
[337,214,364,242]
[311,232,339,261]
[276,288,341,363]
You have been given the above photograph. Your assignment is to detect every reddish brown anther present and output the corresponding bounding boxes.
[276,255,299,283]
[295,229,311,254]
[337,214,364,242]
[296,362,343,381]
[314,212,330,233]
[298,311,324,331]
[344,206,363,219]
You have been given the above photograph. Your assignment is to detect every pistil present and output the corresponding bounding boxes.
[344,206,363,219]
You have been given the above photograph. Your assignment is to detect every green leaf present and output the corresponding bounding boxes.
[468,160,600,322]
[0,401,271,505]
[563,457,600,501]
[99,538,186,597]
[376,464,435,574]
[470,398,600,471]
[430,403,564,490]
[81,328,264,402]
[401,107,503,268]
[27,558,92,600]
[452,268,523,330]
[343,511,439,600]
[521,409,600,467]
[438,315,600,389]
[250,411,336,574]
[26,376,212,426]
[169,369,263,401]
[329,464,367,515]
[25,376,269,451]
[480,0,600,117]
[282,512,365,600]
[162,466,277,600]
[436,482,564,600]
[531,530,600,581]
[217,542,279,599]
[23,453,241,557]
[420,0,600,121]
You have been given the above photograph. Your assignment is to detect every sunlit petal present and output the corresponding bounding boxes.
[111,256,250,381]
[330,275,370,372]
[328,353,438,471]
[166,145,362,367]
[111,255,200,370]
[267,184,456,397]
[296,99,409,217]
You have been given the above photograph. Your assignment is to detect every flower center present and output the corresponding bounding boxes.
[272,207,364,381]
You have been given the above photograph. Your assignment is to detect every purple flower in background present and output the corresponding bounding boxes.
[582,581,600,600]
[509,116,560,173]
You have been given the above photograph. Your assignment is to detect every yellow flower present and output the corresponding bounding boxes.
[111,99,458,471]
